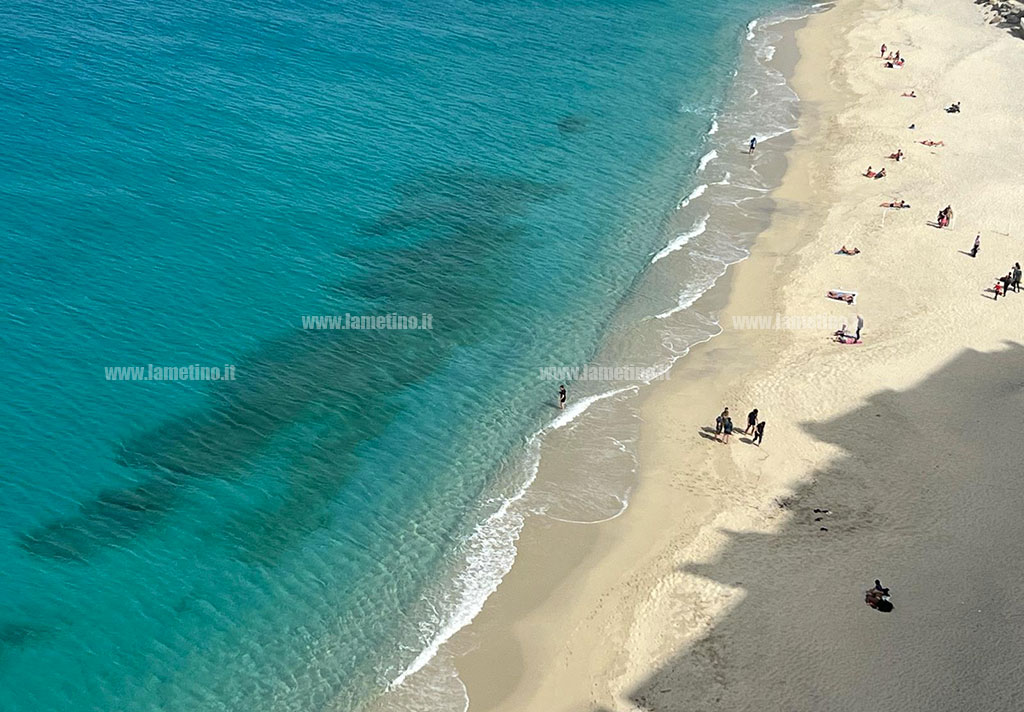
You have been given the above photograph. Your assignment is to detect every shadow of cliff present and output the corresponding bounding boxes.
[619,342,1024,711]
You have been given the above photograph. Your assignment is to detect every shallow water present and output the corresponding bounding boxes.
[0,1,813,709]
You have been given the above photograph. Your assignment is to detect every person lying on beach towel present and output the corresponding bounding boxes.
[880,200,910,208]
[918,140,944,147]
[827,290,856,304]
[887,149,903,161]
[838,246,860,255]
[901,90,916,97]
[864,166,876,177]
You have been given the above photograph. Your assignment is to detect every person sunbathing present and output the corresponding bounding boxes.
[827,291,855,304]
[875,167,886,179]
[901,90,916,97]
[839,246,860,255]
[918,139,944,146]
[880,199,909,208]
[946,102,960,113]
[887,149,904,161]
[864,166,876,177]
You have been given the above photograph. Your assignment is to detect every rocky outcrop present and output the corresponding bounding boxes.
[974,0,1024,38]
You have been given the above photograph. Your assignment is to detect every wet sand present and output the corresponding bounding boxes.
[452,0,1024,709]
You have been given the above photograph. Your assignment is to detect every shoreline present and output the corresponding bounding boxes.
[453,0,1024,709]
[450,5,826,709]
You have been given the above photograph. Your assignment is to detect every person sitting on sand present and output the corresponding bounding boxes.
[918,139,944,147]
[874,579,890,595]
[946,101,960,113]
[901,90,916,97]
[895,57,904,67]
[839,246,860,255]
[884,61,895,68]
[864,166,876,177]
[827,290,855,304]
[894,50,900,61]
[875,167,886,179]
[887,149,903,161]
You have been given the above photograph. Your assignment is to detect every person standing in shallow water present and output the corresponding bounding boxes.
[748,136,757,154]
[558,384,566,410]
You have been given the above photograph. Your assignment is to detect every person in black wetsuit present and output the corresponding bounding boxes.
[558,384,567,410]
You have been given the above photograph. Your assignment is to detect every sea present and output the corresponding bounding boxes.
[0,0,820,710]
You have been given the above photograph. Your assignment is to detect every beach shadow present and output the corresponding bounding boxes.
[619,343,1024,711]
[957,251,975,257]
[739,437,754,445]
[698,430,720,442]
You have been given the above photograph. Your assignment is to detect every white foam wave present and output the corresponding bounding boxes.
[746,19,757,40]
[651,214,708,264]
[676,183,707,210]
[708,118,719,135]
[697,149,717,172]
[547,385,639,431]
[388,438,542,690]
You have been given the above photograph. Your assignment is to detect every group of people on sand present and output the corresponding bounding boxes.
[713,407,765,446]
[993,262,1022,299]
[834,314,864,344]
[880,44,905,68]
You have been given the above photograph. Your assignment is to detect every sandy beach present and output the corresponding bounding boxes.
[452,0,1024,709]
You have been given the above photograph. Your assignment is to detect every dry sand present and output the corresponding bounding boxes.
[453,0,1024,709]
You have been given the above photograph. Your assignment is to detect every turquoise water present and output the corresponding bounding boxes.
[0,0,805,709]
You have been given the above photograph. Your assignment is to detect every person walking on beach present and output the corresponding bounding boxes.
[752,421,765,446]
[715,407,729,441]
[748,136,757,154]
[745,408,759,435]
[558,384,567,410]
[1013,263,1021,293]
[855,314,864,342]
[970,234,980,258]
[722,416,734,444]
[1001,273,1012,299]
